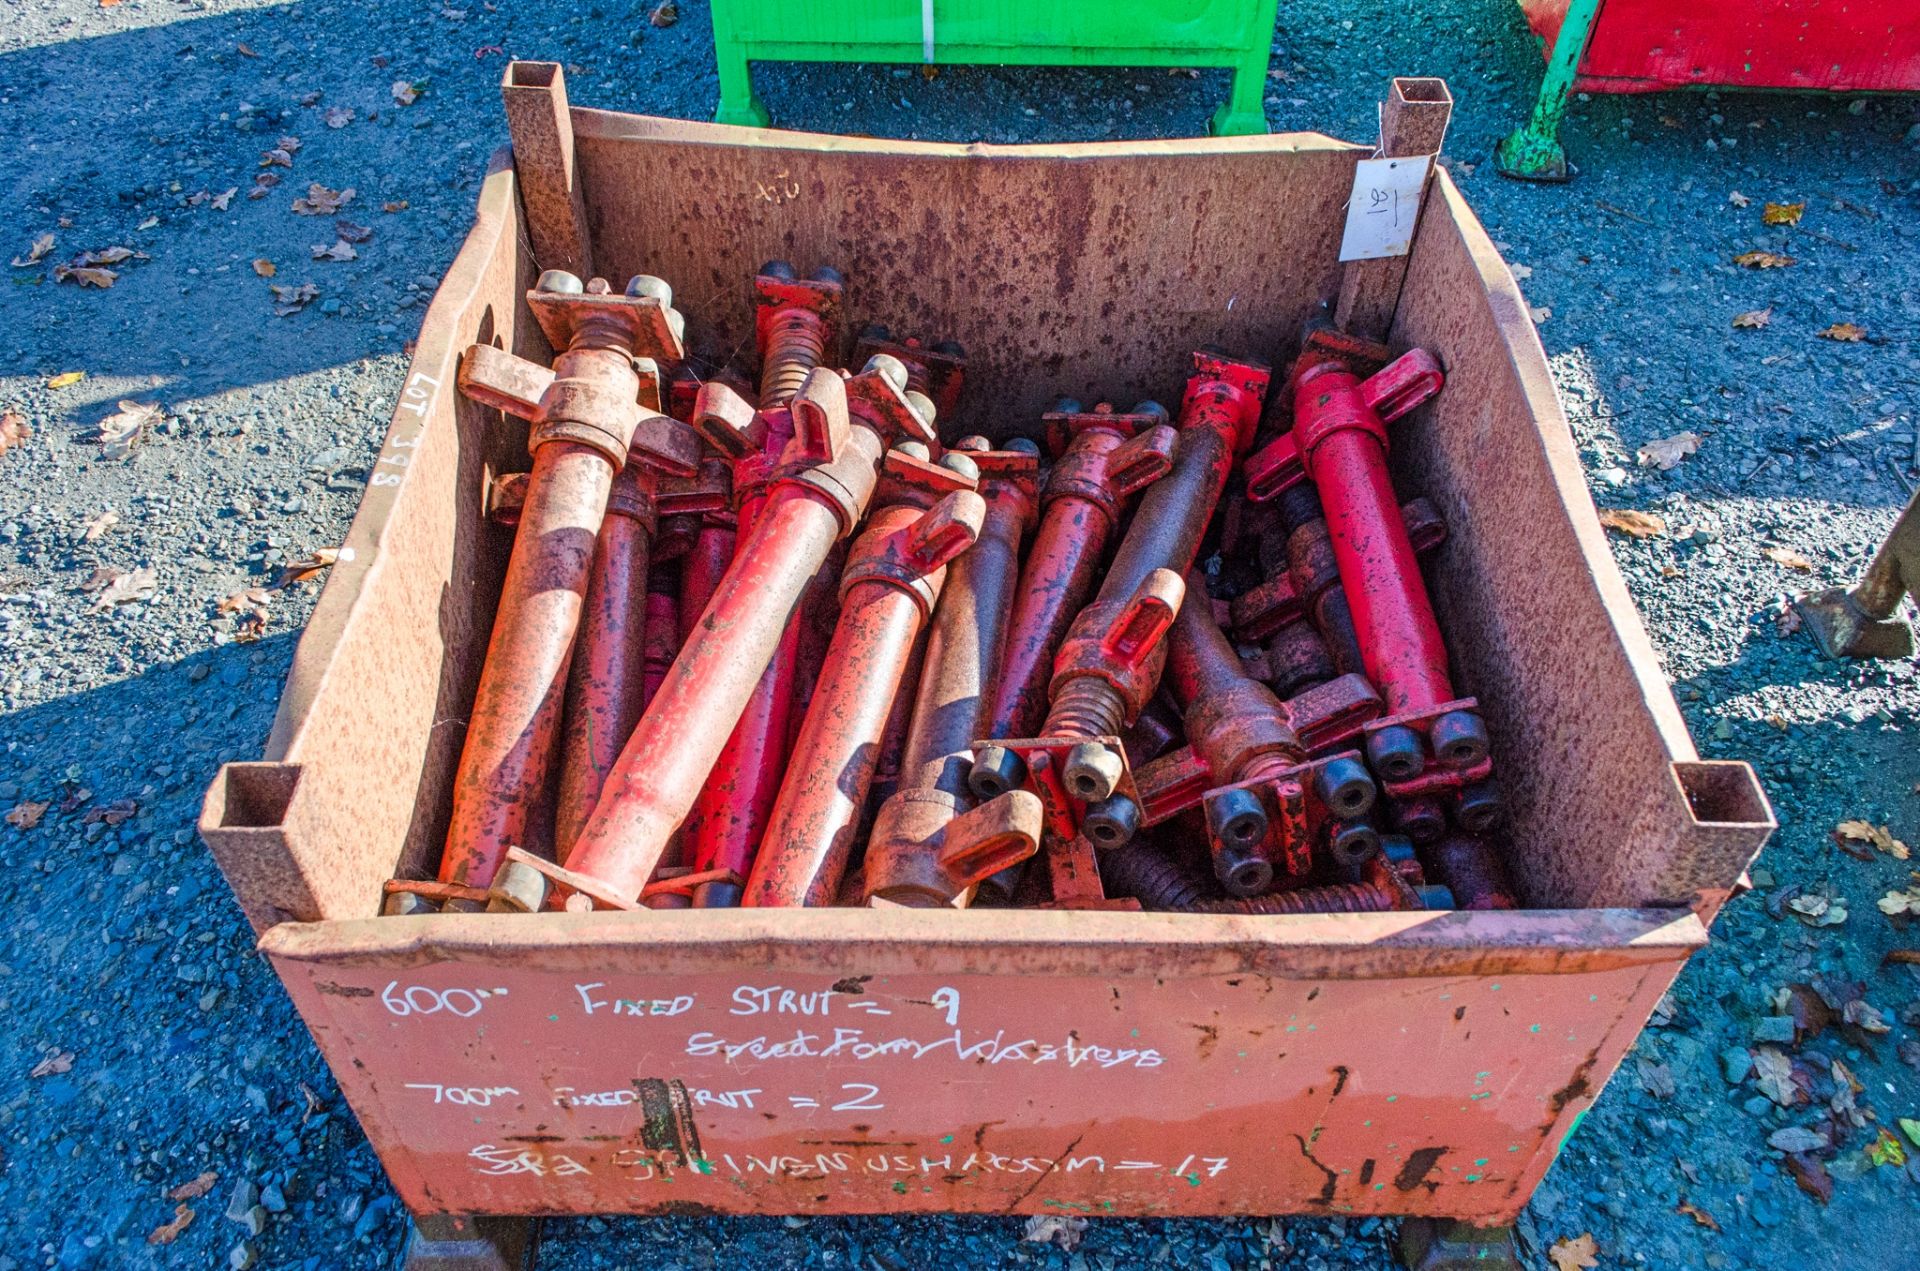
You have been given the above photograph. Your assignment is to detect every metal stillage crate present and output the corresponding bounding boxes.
[201,65,1773,1238]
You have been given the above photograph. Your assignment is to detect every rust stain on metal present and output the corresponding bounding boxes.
[1394,1145,1449,1193]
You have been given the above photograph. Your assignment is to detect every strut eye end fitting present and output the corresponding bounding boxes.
[1063,741,1125,802]
[381,891,437,917]
[1329,820,1383,867]
[485,858,552,914]
[1366,725,1426,783]
[535,269,584,295]
[968,745,1026,800]
[1312,754,1377,820]
[863,353,911,391]
[1082,794,1143,849]
[907,491,988,570]
[758,259,797,281]
[1431,709,1491,769]
[1455,779,1503,833]
[625,274,673,304]
[1206,785,1270,853]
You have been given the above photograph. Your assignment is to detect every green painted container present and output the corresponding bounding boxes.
[709,0,1279,135]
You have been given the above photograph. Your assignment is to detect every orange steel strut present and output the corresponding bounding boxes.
[682,262,843,908]
[494,356,937,912]
[861,438,1045,907]
[744,447,985,907]
[437,270,696,894]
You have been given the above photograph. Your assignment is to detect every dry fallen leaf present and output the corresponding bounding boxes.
[1729,191,1751,208]
[220,588,273,639]
[47,371,85,389]
[5,800,49,830]
[1597,508,1666,539]
[1879,885,1920,917]
[1734,250,1795,269]
[147,1204,194,1246]
[334,219,373,244]
[383,199,409,213]
[1787,892,1847,927]
[137,215,158,230]
[324,105,355,129]
[1529,304,1552,324]
[1836,820,1909,860]
[1753,1045,1802,1106]
[252,258,276,278]
[168,1172,217,1202]
[1022,1215,1087,1251]
[1768,1125,1828,1153]
[88,566,157,613]
[391,79,420,106]
[259,145,295,169]
[1637,431,1701,471]
[82,509,118,542]
[1732,307,1772,329]
[1676,1200,1719,1230]
[52,262,116,288]
[311,239,358,262]
[292,183,356,215]
[275,547,343,587]
[83,798,139,826]
[1818,322,1868,342]
[30,1049,74,1078]
[236,41,259,57]
[1763,201,1805,226]
[270,281,320,316]
[98,400,162,460]
[1762,546,1813,572]
[11,232,55,267]
[0,409,32,456]
[1548,1234,1599,1271]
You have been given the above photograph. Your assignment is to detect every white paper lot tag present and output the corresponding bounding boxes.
[1338,155,1433,262]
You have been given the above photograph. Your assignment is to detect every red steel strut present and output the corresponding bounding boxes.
[1133,581,1380,897]
[642,563,681,708]
[1230,493,1448,710]
[969,399,1174,904]
[495,356,936,911]
[862,439,1045,907]
[854,325,968,426]
[984,400,1177,745]
[680,263,845,908]
[549,438,729,869]
[971,350,1270,853]
[1244,347,1498,827]
[436,270,696,893]
[744,449,985,907]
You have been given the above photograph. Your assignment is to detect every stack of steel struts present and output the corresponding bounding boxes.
[381,264,1520,918]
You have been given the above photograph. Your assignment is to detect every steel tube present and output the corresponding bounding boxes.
[744,488,982,908]
[552,470,654,862]
[440,439,612,887]
[564,482,855,906]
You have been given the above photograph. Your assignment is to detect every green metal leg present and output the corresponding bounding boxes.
[1209,54,1271,136]
[712,39,771,128]
[1496,0,1601,181]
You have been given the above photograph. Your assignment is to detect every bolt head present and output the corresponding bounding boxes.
[893,440,933,462]
[758,259,797,281]
[863,353,910,391]
[1004,437,1041,457]
[381,891,437,917]
[939,452,981,482]
[626,274,673,304]
[904,390,937,425]
[536,269,584,295]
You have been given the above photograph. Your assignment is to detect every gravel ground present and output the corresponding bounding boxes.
[3,2,1919,1268]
